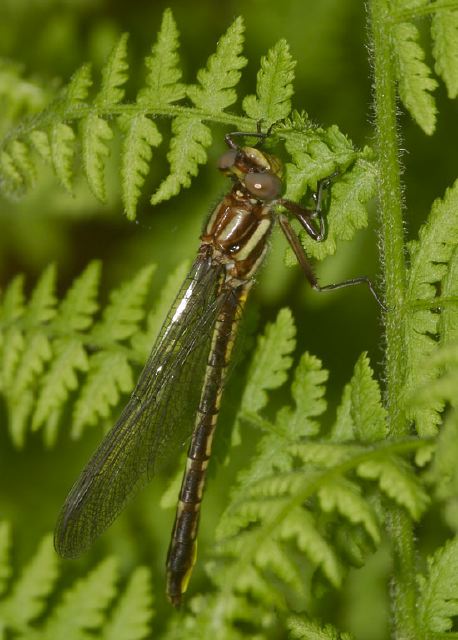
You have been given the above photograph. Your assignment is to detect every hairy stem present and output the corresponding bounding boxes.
[369,1,418,639]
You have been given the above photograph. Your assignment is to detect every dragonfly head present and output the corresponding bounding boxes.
[217,146,283,202]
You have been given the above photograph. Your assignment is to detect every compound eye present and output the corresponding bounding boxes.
[244,172,282,200]
[217,149,237,171]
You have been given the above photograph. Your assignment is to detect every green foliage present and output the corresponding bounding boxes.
[208,312,428,611]
[404,179,458,436]
[417,537,458,634]
[1,5,458,640]
[392,21,438,135]
[0,260,188,447]
[0,523,154,639]
[287,615,354,640]
[0,8,377,244]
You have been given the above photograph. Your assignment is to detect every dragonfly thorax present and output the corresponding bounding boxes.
[202,192,274,280]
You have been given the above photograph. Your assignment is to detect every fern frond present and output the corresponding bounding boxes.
[0,533,58,633]
[81,113,113,202]
[0,525,154,639]
[152,17,246,205]
[287,615,354,640]
[347,353,387,442]
[404,179,458,436]
[96,33,129,106]
[163,592,271,640]
[431,8,458,98]
[357,455,429,519]
[150,115,212,205]
[283,125,374,261]
[213,323,428,609]
[240,307,296,415]
[187,16,246,113]
[137,8,185,107]
[392,21,438,134]
[43,558,118,639]
[102,567,153,640]
[50,123,76,193]
[0,262,171,446]
[417,537,458,634]
[119,114,162,219]
[243,39,295,127]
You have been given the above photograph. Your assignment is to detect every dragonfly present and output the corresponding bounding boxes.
[55,128,384,607]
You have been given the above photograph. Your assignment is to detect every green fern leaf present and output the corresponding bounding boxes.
[151,115,212,205]
[81,113,113,202]
[163,592,269,640]
[9,140,35,187]
[276,352,328,438]
[29,130,52,164]
[1,263,157,446]
[72,350,133,437]
[79,36,129,203]
[26,264,57,324]
[90,265,154,342]
[64,62,92,103]
[137,8,185,107]
[357,455,429,519]
[119,114,162,219]
[96,33,129,105]
[240,308,296,414]
[52,261,101,332]
[0,149,23,194]
[318,478,380,544]
[287,615,354,640]
[243,39,295,126]
[50,122,75,193]
[279,508,343,587]
[405,179,458,435]
[284,123,357,201]
[42,558,118,640]
[187,16,247,113]
[432,8,458,99]
[0,272,25,326]
[7,265,57,405]
[284,142,374,261]
[330,383,354,442]
[0,526,154,639]
[417,537,458,633]
[0,522,12,597]
[0,534,59,631]
[31,263,100,434]
[349,353,386,442]
[102,567,153,640]
[32,339,88,434]
[392,21,437,135]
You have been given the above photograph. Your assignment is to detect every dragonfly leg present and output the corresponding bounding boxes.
[225,129,269,150]
[278,213,386,310]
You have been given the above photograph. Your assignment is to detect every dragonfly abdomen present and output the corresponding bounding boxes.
[166,284,249,606]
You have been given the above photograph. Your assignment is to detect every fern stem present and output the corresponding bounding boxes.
[369,1,419,638]
[0,104,257,150]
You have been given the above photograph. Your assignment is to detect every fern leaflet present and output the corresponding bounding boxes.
[0,524,154,640]
[212,311,428,610]
[0,261,184,446]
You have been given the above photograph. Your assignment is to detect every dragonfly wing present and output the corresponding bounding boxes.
[55,254,229,558]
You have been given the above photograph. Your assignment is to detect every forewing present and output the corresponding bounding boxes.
[55,255,227,558]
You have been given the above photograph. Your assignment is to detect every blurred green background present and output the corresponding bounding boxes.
[0,0,456,636]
